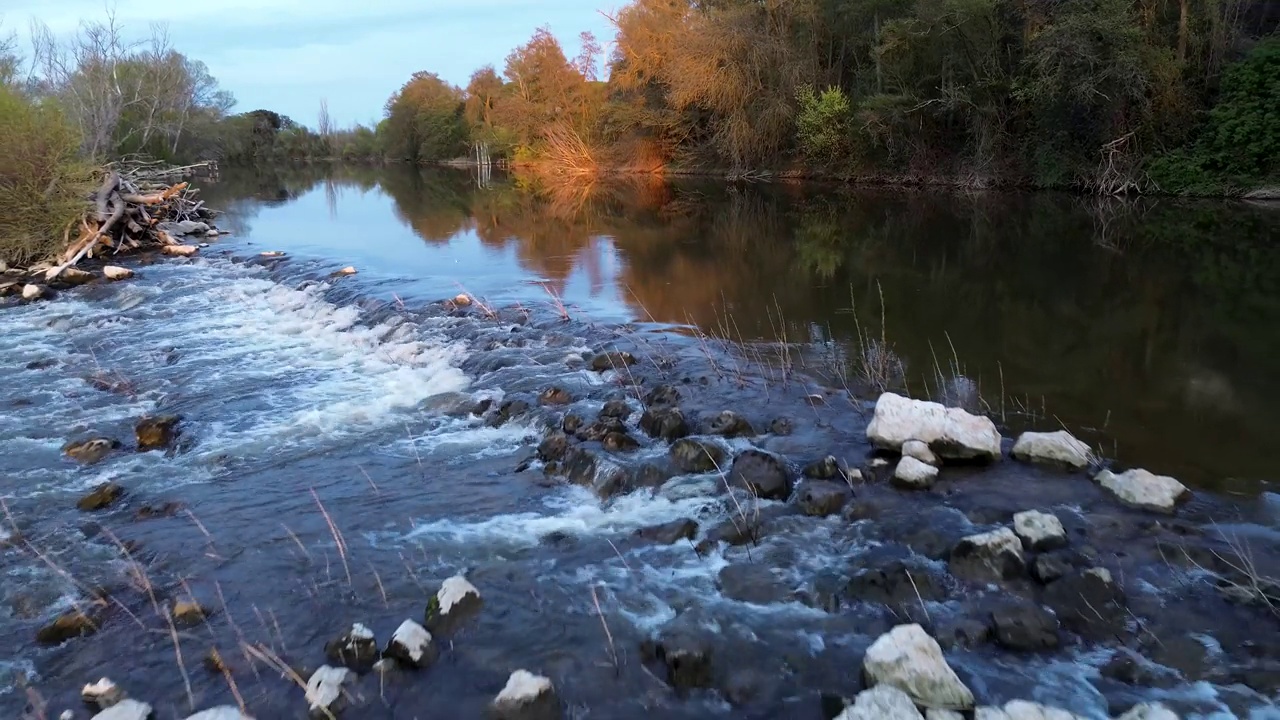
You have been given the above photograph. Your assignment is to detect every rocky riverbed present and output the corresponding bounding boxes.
[0,244,1278,719]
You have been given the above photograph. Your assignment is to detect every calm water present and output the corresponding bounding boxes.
[203,165,1280,493]
[1,165,1278,719]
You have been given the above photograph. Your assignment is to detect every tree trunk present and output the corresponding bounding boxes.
[1178,0,1191,63]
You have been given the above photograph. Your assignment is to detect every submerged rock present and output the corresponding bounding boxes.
[135,415,180,451]
[991,602,1060,651]
[728,449,792,500]
[803,455,841,480]
[893,457,939,490]
[536,433,569,463]
[718,563,790,605]
[1043,568,1125,640]
[37,608,100,644]
[325,623,379,672]
[561,414,584,435]
[835,684,924,720]
[1011,431,1092,469]
[635,518,698,545]
[845,561,945,619]
[639,406,690,441]
[862,623,974,709]
[590,351,635,372]
[171,599,209,627]
[1012,510,1067,551]
[644,631,713,692]
[305,665,351,717]
[102,265,134,281]
[601,431,640,453]
[538,386,573,405]
[426,575,482,633]
[670,438,725,473]
[384,619,438,668]
[577,416,625,442]
[91,699,153,720]
[768,416,794,435]
[490,670,561,720]
[902,440,939,467]
[866,393,1001,462]
[64,437,120,465]
[563,447,631,499]
[78,482,125,511]
[949,528,1025,583]
[797,480,852,517]
[644,384,680,408]
[599,396,631,419]
[1029,553,1074,585]
[1093,469,1189,513]
[707,410,755,438]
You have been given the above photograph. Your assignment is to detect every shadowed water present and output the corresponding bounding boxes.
[0,166,1277,719]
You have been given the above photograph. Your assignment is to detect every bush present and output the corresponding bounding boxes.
[0,87,94,265]
[795,85,852,162]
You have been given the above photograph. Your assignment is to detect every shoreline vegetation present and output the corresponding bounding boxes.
[2,3,1280,271]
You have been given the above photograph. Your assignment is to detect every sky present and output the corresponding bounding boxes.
[3,0,617,128]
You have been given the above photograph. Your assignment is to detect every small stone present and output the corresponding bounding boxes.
[1043,568,1125,640]
[64,438,121,465]
[453,293,471,306]
[902,440,939,466]
[172,600,209,627]
[37,609,99,644]
[639,406,689,441]
[707,410,754,438]
[949,528,1025,583]
[135,415,180,451]
[1012,510,1067,551]
[1011,430,1092,469]
[646,632,712,692]
[426,575,482,633]
[384,619,438,668]
[305,665,351,717]
[768,417,794,435]
[538,387,572,405]
[22,283,45,300]
[490,669,560,720]
[644,384,680,407]
[590,351,635,372]
[537,433,569,462]
[991,602,1059,651]
[77,482,125,511]
[561,414,584,435]
[728,449,792,500]
[162,244,199,257]
[335,265,357,275]
[1093,469,1189,514]
[599,396,630,419]
[893,457,939,490]
[82,677,124,708]
[102,265,134,281]
[91,699,152,720]
[803,455,841,479]
[602,432,640,453]
[324,623,379,672]
[1030,553,1073,584]
[53,267,94,285]
[635,519,698,545]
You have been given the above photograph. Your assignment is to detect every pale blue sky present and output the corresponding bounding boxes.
[4,0,616,128]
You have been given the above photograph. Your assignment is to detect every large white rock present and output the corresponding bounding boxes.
[184,708,256,720]
[863,624,974,710]
[1011,431,1092,469]
[385,619,438,668]
[91,700,153,720]
[867,393,1001,462]
[491,669,560,719]
[1012,510,1067,551]
[976,710,1012,720]
[926,710,965,720]
[1115,703,1180,720]
[22,283,44,300]
[836,684,924,720]
[161,244,199,257]
[103,265,134,281]
[1094,469,1189,513]
[305,665,351,716]
[893,456,940,489]
[439,575,481,613]
[1003,700,1087,720]
[902,440,939,466]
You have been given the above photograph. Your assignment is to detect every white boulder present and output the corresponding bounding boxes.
[1094,469,1189,513]
[1115,703,1180,720]
[903,439,939,466]
[863,623,974,710]
[893,456,940,489]
[867,393,1001,462]
[1012,510,1067,551]
[162,244,199,257]
[305,665,351,717]
[1011,431,1092,469]
[91,699,153,720]
[949,527,1025,582]
[385,619,438,668]
[22,283,44,300]
[836,684,924,720]
[184,708,256,720]
[103,265,134,281]
[1003,700,1087,720]
[926,711,965,720]
[491,669,560,720]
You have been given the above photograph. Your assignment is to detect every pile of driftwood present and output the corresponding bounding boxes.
[50,160,221,277]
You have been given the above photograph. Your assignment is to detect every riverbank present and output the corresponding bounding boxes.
[2,170,1278,719]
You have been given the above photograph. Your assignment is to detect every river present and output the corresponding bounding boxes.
[1,165,1278,719]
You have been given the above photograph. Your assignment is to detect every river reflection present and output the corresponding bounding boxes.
[198,164,1280,492]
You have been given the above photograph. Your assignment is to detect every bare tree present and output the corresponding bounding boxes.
[318,98,333,137]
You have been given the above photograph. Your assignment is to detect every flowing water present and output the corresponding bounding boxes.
[1,165,1279,719]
